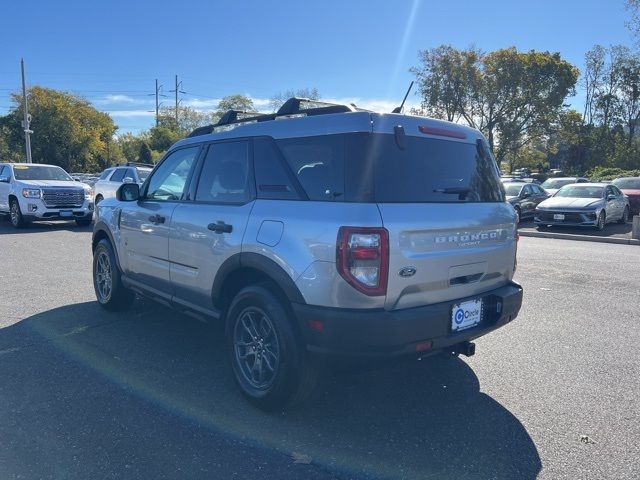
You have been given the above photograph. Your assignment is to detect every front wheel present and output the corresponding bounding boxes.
[596,211,606,231]
[226,284,317,411]
[9,199,27,228]
[619,206,630,224]
[93,239,134,311]
[514,206,521,224]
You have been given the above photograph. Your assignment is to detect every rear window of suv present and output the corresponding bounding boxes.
[275,133,504,203]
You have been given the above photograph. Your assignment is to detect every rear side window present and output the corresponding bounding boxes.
[99,169,113,180]
[371,135,504,203]
[276,135,345,201]
[195,141,252,204]
[253,137,301,200]
[110,168,126,182]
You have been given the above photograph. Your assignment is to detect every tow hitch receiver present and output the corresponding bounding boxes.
[453,341,476,357]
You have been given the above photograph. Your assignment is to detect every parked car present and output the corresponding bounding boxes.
[540,177,589,195]
[0,163,94,228]
[93,163,153,206]
[504,182,549,222]
[92,98,523,409]
[535,183,630,230]
[612,177,640,215]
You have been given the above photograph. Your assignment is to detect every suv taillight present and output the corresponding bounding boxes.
[336,227,389,296]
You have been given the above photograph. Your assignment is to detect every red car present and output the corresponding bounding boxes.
[613,177,640,215]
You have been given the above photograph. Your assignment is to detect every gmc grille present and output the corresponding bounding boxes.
[42,188,84,208]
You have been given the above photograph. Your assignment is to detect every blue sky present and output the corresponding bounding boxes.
[0,0,633,134]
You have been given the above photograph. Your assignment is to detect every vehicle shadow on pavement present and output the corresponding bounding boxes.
[0,216,93,234]
[0,300,541,480]
[518,219,632,238]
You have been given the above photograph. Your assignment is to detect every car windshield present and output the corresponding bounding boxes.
[12,165,73,181]
[504,184,524,196]
[137,168,152,182]
[541,178,576,189]
[612,178,640,189]
[555,185,603,198]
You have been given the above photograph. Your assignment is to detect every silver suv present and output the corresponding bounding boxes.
[92,98,523,409]
[0,162,94,228]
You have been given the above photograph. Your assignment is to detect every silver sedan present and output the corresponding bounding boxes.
[534,183,630,230]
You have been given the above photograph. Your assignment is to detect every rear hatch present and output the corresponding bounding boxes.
[370,114,517,310]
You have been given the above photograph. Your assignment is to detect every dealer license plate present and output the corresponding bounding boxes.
[451,299,483,332]
[59,210,73,218]
[553,214,565,220]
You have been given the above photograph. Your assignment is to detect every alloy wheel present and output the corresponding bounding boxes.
[95,251,113,302]
[233,307,280,390]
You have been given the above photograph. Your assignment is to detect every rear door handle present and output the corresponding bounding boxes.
[208,221,233,233]
[148,214,165,224]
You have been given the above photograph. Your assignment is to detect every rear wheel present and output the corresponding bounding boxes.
[619,206,630,224]
[596,211,606,231]
[93,239,134,311]
[514,206,521,224]
[226,284,317,411]
[9,199,26,228]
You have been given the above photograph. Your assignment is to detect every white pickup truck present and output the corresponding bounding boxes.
[0,163,94,228]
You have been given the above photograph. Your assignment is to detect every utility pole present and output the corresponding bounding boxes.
[169,75,185,127]
[148,79,166,126]
[21,58,33,163]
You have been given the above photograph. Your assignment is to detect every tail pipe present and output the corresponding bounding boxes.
[453,341,476,357]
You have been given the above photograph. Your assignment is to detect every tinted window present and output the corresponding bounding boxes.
[0,166,6,179]
[371,135,504,203]
[541,178,576,189]
[504,184,524,196]
[99,169,113,180]
[612,186,623,196]
[146,147,199,201]
[124,168,137,180]
[137,168,152,182]
[556,185,604,198]
[253,137,300,200]
[12,165,72,181]
[277,135,344,201]
[195,141,252,203]
[109,168,126,182]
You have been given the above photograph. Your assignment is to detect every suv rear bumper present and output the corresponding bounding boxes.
[293,281,523,358]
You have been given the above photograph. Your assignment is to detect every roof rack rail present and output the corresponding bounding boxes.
[186,98,369,138]
[187,110,276,138]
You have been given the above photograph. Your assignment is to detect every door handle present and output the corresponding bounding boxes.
[148,214,165,224]
[208,221,233,234]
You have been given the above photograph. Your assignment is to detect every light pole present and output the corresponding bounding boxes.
[21,58,33,163]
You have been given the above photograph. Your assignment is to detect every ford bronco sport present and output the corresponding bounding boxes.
[92,98,523,409]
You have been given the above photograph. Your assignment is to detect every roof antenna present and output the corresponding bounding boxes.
[392,81,414,114]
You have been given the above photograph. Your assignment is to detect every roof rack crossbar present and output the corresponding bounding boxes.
[186,97,368,138]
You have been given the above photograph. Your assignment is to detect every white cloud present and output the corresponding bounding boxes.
[94,94,152,105]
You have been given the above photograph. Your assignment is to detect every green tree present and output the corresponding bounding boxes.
[116,132,145,163]
[3,86,117,172]
[412,46,578,168]
[148,125,182,152]
[138,142,153,164]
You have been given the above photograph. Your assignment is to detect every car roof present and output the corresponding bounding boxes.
[561,183,606,188]
[171,111,482,151]
[6,163,61,168]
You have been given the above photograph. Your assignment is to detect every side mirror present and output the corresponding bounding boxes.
[116,183,140,202]
[521,192,531,198]
[74,177,81,182]
[0,177,9,183]
[122,177,135,184]
[606,194,616,201]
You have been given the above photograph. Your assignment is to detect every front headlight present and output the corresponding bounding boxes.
[85,188,94,200]
[22,188,42,198]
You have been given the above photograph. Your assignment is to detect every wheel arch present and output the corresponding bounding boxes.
[92,222,122,271]
[212,253,306,315]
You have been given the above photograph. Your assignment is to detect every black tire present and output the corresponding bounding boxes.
[619,206,630,224]
[536,224,549,231]
[9,199,27,228]
[514,206,521,224]
[226,284,318,411]
[93,239,135,311]
[596,211,606,231]
[76,216,92,227]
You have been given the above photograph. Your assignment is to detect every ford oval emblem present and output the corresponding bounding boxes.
[398,266,417,277]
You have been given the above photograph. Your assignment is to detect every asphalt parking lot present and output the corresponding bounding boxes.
[518,218,635,241]
[1,218,639,479]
